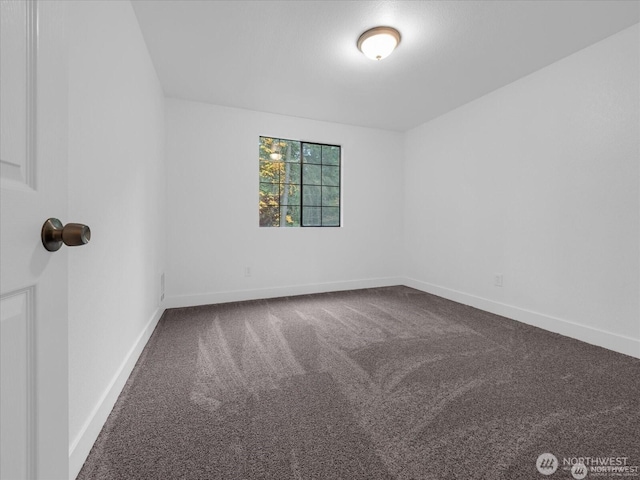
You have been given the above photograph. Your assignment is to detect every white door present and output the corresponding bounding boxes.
[1,1,70,479]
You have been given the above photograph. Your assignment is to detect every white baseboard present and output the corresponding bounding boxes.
[164,276,403,309]
[404,277,640,359]
[68,306,165,480]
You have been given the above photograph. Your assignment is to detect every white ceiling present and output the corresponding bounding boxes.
[132,0,640,132]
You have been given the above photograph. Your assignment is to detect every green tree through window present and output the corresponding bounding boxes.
[259,136,340,227]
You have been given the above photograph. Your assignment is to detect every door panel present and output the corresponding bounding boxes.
[0,288,35,480]
[1,1,69,479]
[0,0,32,186]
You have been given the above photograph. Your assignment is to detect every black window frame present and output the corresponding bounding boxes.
[259,136,341,228]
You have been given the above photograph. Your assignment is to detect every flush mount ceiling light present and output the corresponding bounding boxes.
[357,26,401,61]
[269,141,283,161]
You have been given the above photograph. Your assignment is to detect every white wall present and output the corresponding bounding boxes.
[67,1,166,477]
[165,99,404,306]
[403,25,640,358]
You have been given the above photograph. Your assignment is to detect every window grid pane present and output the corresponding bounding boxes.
[322,207,340,226]
[260,136,340,227]
[302,143,322,164]
[302,207,322,226]
[322,166,340,187]
[302,164,322,186]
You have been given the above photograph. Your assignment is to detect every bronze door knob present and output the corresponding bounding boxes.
[41,218,91,251]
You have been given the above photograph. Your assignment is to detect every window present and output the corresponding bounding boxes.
[259,136,340,227]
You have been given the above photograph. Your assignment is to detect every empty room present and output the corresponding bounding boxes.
[1,0,639,479]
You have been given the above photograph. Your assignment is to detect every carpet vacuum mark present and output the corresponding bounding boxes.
[78,286,640,479]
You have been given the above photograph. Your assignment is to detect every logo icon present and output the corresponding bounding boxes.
[536,453,559,475]
[571,463,588,479]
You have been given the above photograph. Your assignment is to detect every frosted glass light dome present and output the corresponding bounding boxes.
[357,26,401,61]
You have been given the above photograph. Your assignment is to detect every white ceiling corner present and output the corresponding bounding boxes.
[131,0,640,132]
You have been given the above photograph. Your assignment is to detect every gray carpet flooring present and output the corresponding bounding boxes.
[77,286,640,479]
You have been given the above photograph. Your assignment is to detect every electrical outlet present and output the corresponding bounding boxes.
[244,267,252,277]
[160,272,165,301]
[494,274,503,287]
